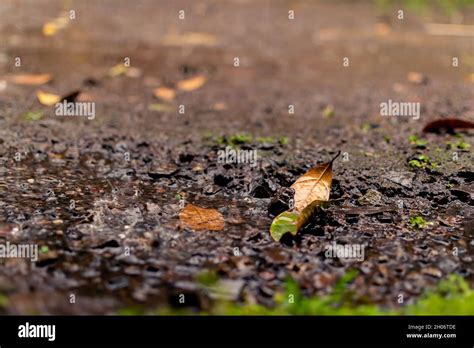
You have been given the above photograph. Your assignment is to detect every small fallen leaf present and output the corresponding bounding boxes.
[407,71,427,84]
[154,87,176,101]
[179,203,225,231]
[270,151,340,241]
[42,15,69,37]
[177,75,207,91]
[375,22,391,36]
[8,74,52,85]
[148,103,174,112]
[423,118,474,132]
[23,111,44,121]
[108,64,128,77]
[42,21,58,36]
[212,102,227,111]
[322,105,334,119]
[36,90,61,106]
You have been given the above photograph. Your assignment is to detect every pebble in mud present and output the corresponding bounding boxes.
[357,189,383,206]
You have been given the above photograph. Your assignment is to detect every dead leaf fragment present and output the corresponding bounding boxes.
[375,22,391,36]
[423,118,474,132]
[177,75,207,91]
[36,90,61,106]
[8,74,52,85]
[42,14,69,37]
[179,204,225,231]
[407,71,427,85]
[154,87,176,101]
[108,64,128,77]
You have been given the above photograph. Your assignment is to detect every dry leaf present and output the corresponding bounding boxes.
[42,15,69,36]
[423,118,474,132]
[36,90,61,106]
[407,71,427,84]
[8,74,52,85]
[291,158,335,212]
[154,87,176,101]
[43,21,59,36]
[177,75,207,91]
[108,64,128,77]
[212,102,228,111]
[270,152,340,241]
[375,22,391,36]
[179,204,224,231]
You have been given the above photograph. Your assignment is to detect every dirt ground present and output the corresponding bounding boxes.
[0,0,473,314]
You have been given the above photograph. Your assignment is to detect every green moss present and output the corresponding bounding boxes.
[118,274,474,316]
[117,306,146,316]
[256,136,276,144]
[23,111,44,121]
[229,134,253,145]
[279,137,289,146]
[408,135,428,148]
[410,215,430,229]
[322,105,334,119]
[361,123,372,133]
[196,270,219,286]
[211,274,474,315]
[448,140,471,150]
[408,154,434,169]
[206,133,289,148]
[408,159,423,169]
[0,294,8,308]
[405,275,474,315]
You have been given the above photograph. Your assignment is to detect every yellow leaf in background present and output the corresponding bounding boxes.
[153,87,176,101]
[162,32,218,47]
[375,22,391,36]
[212,102,227,111]
[8,74,52,85]
[36,90,61,106]
[42,21,58,36]
[108,64,128,77]
[148,103,174,112]
[177,75,207,91]
[42,14,69,37]
[407,71,427,84]
[179,204,225,231]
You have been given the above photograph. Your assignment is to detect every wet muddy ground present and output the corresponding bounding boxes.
[0,0,473,314]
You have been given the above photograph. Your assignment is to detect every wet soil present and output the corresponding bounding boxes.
[0,0,473,314]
